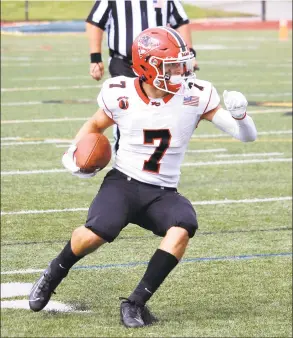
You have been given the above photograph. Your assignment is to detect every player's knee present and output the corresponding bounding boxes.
[176,220,198,238]
[72,226,106,248]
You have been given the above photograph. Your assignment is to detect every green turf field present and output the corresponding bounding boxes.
[0,1,254,21]
[1,29,292,337]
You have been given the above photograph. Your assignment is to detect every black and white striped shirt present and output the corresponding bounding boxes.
[86,0,189,58]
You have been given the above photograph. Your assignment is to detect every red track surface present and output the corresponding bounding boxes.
[190,20,292,30]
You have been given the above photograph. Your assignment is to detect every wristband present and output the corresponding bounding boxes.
[189,47,196,58]
[90,53,102,63]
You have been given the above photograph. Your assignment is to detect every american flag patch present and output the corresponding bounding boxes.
[183,95,199,106]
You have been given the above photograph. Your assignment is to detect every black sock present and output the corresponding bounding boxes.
[128,249,178,306]
[50,240,83,275]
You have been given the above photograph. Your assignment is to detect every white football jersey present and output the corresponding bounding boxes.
[98,76,220,187]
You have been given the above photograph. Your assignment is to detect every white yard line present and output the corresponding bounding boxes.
[1,196,291,217]
[1,62,84,67]
[55,144,75,148]
[186,148,227,153]
[1,169,67,176]
[181,158,292,166]
[1,208,88,216]
[249,109,292,115]
[2,101,42,106]
[1,85,101,92]
[192,196,292,206]
[1,137,22,140]
[1,57,85,61]
[215,152,284,158]
[12,76,91,81]
[1,117,88,124]
[249,93,292,97]
[192,130,292,139]
[1,158,291,176]
[1,140,72,146]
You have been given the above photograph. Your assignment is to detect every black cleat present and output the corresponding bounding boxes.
[120,298,158,328]
[29,262,68,312]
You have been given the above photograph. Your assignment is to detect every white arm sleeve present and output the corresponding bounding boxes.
[212,108,257,142]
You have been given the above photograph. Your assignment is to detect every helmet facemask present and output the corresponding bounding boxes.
[149,52,196,95]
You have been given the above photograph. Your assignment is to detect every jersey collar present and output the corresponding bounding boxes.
[134,78,174,105]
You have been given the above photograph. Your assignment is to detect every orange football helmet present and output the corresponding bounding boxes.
[132,26,195,94]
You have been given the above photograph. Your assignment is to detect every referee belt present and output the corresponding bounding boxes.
[109,50,133,65]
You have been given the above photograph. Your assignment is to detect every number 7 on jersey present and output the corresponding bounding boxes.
[143,129,172,173]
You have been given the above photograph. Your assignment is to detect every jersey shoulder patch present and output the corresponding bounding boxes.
[187,79,220,115]
[97,76,133,120]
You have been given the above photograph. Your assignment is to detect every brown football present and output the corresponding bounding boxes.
[75,133,112,173]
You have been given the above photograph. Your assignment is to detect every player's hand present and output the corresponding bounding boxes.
[62,144,98,178]
[223,90,248,119]
[90,62,104,81]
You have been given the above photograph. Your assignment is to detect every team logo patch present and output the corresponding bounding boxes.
[118,96,129,110]
[138,35,160,59]
[183,95,199,106]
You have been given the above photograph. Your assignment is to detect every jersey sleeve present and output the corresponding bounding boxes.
[97,77,127,123]
[203,85,221,114]
[168,0,190,29]
[86,0,111,31]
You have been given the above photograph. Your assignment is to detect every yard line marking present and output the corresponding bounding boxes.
[192,130,292,138]
[12,76,90,81]
[1,57,86,61]
[190,138,292,143]
[1,158,292,176]
[181,158,292,166]
[1,137,73,141]
[249,109,292,115]
[1,62,85,67]
[1,208,88,215]
[2,101,42,106]
[215,152,284,158]
[192,197,292,206]
[1,117,88,124]
[1,84,101,92]
[1,197,291,216]
[186,148,227,153]
[1,137,22,140]
[249,93,292,97]
[0,166,111,176]
[1,169,68,176]
[1,140,72,146]
[1,252,291,275]
[55,144,75,148]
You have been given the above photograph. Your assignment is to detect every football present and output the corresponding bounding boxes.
[75,133,112,173]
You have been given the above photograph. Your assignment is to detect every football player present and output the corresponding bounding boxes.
[29,27,257,328]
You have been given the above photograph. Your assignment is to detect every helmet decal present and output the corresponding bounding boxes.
[138,35,160,59]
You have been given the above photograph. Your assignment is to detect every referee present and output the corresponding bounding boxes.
[86,0,198,153]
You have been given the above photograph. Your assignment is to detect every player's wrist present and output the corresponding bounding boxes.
[90,53,102,63]
[232,112,247,120]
